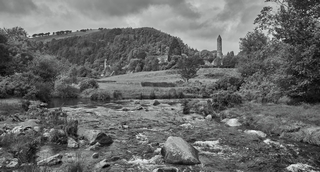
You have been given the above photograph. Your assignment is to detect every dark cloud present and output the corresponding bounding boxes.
[67,0,199,19]
[0,0,267,53]
[0,0,38,15]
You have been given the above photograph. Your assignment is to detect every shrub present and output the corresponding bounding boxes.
[0,132,39,164]
[238,72,282,103]
[54,77,79,98]
[34,82,54,102]
[90,89,111,101]
[211,91,242,111]
[176,90,184,98]
[79,79,99,92]
[21,99,31,111]
[149,90,156,99]
[168,88,177,98]
[113,90,123,100]
[214,76,244,92]
[182,99,191,114]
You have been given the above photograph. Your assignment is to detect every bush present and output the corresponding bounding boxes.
[149,90,156,99]
[177,90,184,98]
[113,90,123,100]
[0,72,54,102]
[21,99,31,111]
[182,99,191,114]
[0,132,40,163]
[54,77,79,98]
[211,91,242,111]
[238,72,282,103]
[168,88,177,98]
[79,78,99,92]
[90,89,111,101]
[214,76,244,92]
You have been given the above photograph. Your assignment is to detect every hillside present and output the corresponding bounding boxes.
[33,27,198,76]
[29,29,100,43]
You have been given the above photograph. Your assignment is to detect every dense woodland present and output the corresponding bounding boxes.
[41,27,199,75]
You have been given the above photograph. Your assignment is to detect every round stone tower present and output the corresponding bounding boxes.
[217,35,223,59]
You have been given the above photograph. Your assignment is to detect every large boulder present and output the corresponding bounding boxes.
[78,128,113,146]
[161,136,200,165]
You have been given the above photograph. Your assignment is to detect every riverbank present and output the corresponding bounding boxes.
[1,99,320,171]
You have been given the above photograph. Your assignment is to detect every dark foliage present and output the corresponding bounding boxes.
[214,76,244,91]
[79,78,99,92]
[177,55,203,82]
[40,27,192,73]
[168,37,182,62]
[141,82,176,87]
[254,0,320,102]
[211,91,243,111]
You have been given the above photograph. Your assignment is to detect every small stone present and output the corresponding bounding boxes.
[11,126,23,134]
[244,130,267,138]
[153,100,160,106]
[37,154,63,166]
[6,158,18,168]
[67,137,79,148]
[78,139,87,147]
[94,159,110,169]
[154,148,162,154]
[136,133,149,144]
[153,167,179,172]
[135,106,144,110]
[92,153,99,159]
[179,123,194,129]
[87,142,101,151]
[78,129,113,146]
[122,125,129,129]
[205,115,212,120]
[134,101,140,104]
[224,118,241,127]
[34,126,41,132]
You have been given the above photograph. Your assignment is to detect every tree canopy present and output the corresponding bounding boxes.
[253,0,320,102]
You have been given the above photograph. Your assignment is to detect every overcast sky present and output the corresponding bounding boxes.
[0,0,268,54]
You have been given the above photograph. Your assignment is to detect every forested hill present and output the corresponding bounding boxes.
[38,27,197,74]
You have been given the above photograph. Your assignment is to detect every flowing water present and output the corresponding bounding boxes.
[42,98,320,171]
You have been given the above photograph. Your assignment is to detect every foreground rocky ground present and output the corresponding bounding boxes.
[1,99,320,171]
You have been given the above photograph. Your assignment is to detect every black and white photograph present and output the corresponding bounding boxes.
[0,0,320,171]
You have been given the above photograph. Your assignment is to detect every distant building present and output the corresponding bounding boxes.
[212,35,223,66]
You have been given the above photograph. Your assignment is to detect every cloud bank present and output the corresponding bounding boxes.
[0,0,266,54]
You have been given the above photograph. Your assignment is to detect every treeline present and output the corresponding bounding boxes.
[32,30,73,37]
[39,27,196,75]
[236,0,320,103]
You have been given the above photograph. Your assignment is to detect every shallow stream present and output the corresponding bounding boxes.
[43,98,320,171]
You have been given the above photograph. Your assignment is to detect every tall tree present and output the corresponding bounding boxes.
[177,55,203,82]
[255,0,320,102]
[0,34,12,76]
[168,37,181,61]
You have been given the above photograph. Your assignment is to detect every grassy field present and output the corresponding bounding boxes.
[96,68,239,99]
[29,29,100,43]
